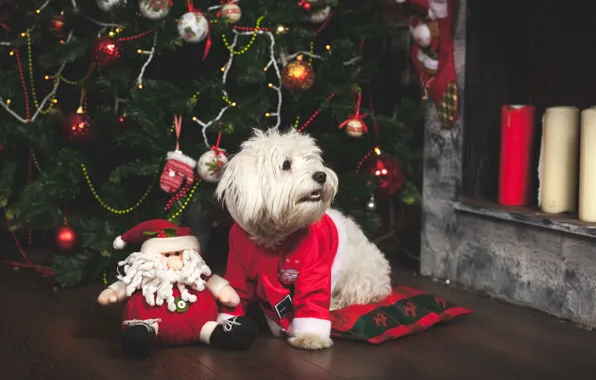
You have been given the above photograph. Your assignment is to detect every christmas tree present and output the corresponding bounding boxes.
[0,0,421,287]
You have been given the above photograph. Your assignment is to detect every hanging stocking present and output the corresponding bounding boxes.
[407,0,458,128]
[160,115,197,193]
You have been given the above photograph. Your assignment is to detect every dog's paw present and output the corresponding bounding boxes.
[288,334,333,350]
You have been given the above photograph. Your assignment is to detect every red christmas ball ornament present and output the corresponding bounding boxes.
[49,13,68,38]
[299,0,312,11]
[281,57,315,92]
[55,224,79,253]
[368,153,405,196]
[62,109,96,143]
[93,36,122,68]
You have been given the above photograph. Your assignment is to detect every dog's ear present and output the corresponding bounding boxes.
[215,155,264,229]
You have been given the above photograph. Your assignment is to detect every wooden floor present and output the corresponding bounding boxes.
[1,264,595,380]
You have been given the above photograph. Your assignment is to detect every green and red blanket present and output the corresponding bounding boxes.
[330,286,472,344]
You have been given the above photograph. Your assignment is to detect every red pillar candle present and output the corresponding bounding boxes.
[499,105,535,206]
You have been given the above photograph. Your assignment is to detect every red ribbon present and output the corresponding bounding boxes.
[0,22,9,30]
[168,0,173,6]
[174,114,183,151]
[338,91,368,132]
[211,133,225,155]
[203,21,211,60]
[187,1,211,60]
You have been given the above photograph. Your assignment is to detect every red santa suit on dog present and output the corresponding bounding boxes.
[219,210,347,339]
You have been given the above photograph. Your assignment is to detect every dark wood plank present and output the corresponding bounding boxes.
[2,263,596,380]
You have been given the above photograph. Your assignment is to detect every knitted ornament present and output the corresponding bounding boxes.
[409,0,458,128]
[112,219,199,254]
[160,115,196,193]
[197,149,228,183]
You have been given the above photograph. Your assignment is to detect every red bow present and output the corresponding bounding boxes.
[338,91,368,132]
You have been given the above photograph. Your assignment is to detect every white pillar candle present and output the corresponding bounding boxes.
[538,106,580,214]
[579,108,596,222]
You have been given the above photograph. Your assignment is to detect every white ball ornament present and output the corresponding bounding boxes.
[197,149,228,183]
[178,12,209,43]
[139,0,170,20]
[308,0,331,24]
[220,3,242,24]
[97,0,126,12]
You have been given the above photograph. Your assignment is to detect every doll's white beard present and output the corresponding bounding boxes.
[117,249,212,312]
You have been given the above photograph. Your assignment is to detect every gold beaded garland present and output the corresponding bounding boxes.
[81,163,156,214]
[221,16,264,55]
[167,181,199,221]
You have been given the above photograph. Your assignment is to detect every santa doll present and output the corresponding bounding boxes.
[97,219,258,359]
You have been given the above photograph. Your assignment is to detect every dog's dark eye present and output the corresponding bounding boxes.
[282,159,291,171]
[175,252,180,256]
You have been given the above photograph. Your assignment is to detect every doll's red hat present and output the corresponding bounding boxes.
[112,219,199,254]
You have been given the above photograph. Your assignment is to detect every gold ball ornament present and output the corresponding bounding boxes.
[344,118,366,137]
[281,59,315,92]
[220,3,242,24]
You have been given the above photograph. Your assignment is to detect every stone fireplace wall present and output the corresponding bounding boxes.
[419,0,596,328]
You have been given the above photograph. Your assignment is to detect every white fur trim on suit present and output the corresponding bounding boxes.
[395,0,407,3]
[199,321,218,344]
[326,210,346,292]
[423,55,439,70]
[206,275,230,297]
[288,317,331,338]
[113,235,126,250]
[217,313,236,323]
[167,150,197,169]
[265,315,284,337]
[412,23,431,47]
[140,235,199,254]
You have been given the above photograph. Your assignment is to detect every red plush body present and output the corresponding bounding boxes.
[122,288,218,347]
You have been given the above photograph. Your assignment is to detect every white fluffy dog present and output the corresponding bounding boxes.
[215,128,392,350]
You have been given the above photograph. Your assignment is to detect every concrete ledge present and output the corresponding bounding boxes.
[453,198,596,240]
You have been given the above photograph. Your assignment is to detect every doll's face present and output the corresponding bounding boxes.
[160,250,184,270]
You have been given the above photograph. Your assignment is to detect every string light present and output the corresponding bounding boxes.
[0,30,74,124]
[194,18,282,147]
[81,164,156,214]
[136,31,158,88]
[221,16,263,55]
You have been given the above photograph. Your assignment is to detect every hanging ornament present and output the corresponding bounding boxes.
[339,90,368,138]
[139,0,171,20]
[54,224,79,253]
[160,115,197,193]
[96,0,127,12]
[178,12,209,43]
[62,90,96,143]
[298,0,312,11]
[93,36,122,68]
[368,151,405,196]
[197,133,228,183]
[219,2,242,23]
[366,194,376,212]
[281,56,315,92]
[306,0,331,24]
[48,12,68,38]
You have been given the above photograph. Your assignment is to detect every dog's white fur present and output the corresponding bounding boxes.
[216,128,392,350]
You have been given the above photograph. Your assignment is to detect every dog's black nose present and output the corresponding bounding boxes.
[312,171,327,184]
